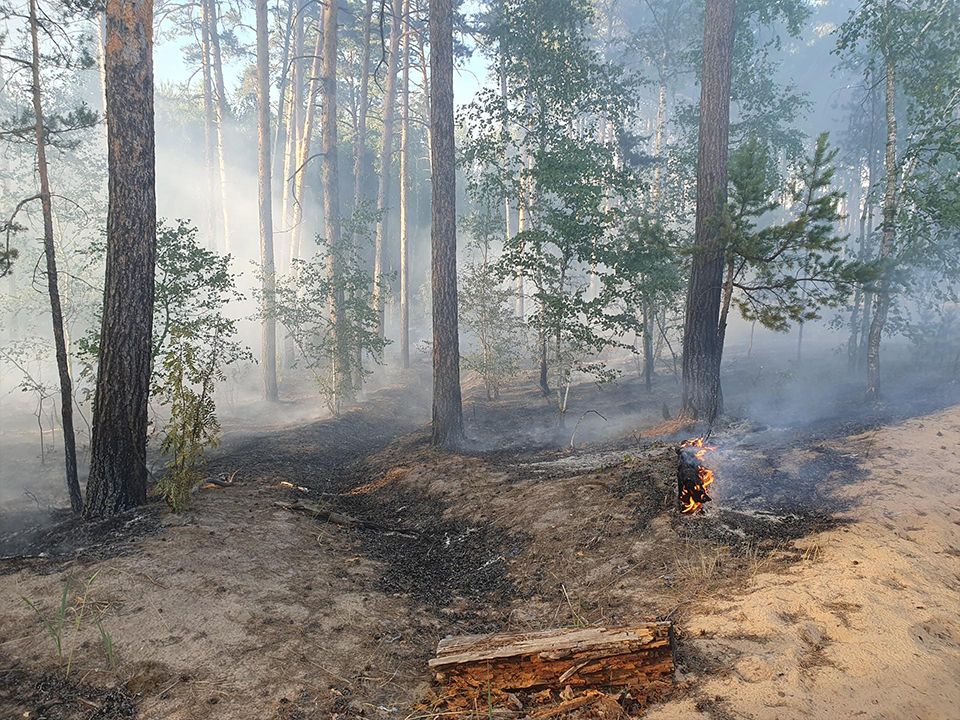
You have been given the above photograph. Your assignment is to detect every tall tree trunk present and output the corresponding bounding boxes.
[85,0,156,518]
[290,20,323,267]
[679,0,736,422]
[256,0,279,402]
[651,78,666,202]
[272,0,296,177]
[281,2,306,245]
[418,25,432,153]
[399,0,411,368]
[430,0,464,447]
[200,0,218,249]
[641,298,654,393]
[352,0,374,221]
[849,86,877,373]
[29,0,82,513]
[374,0,401,339]
[320,0,344,411]
[207,0,230,254]
[866,55,898,399]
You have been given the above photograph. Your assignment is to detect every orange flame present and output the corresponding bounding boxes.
[679,437,717,515]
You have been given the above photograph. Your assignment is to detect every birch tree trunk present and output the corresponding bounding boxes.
[679,0,736,422]
[399,0,411,368]
[85,0,156,517]
[374,0,401,340]
[866,55,898,399]
[430,0,464,447]
[29,0,83,513]
[256,0,279,402]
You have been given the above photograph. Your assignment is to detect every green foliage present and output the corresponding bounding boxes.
[156,327,223,511]
[80,220,249,510]
[20,578,70,659]
[835,0,960,342]
[268,208,388,414]
[719,133,857,331]
[20,571,116,674]
[459,211,522,400]
[464,0,641,418]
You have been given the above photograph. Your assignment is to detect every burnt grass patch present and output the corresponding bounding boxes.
[337,482,527,619]
[0,662,138,720]
[0,505,163,578]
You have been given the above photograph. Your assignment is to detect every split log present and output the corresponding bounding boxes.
[430,624,674,695]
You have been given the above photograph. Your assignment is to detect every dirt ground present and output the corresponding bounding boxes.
[1,349,959,720]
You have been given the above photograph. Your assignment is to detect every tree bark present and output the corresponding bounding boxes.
[849,85,877,373]
[430,0,464,447]
[199,0,218,249]
[679,0,736,422]
[352,0,374,221]
[320,0,344,410]
[641,298,654,393]
[290,19,323,267]
[85,0,156,517]
[272,0,296,179]
[399,0,411,368]
[866,54,897,399]
[29,0,83,514]
[256,0,279,402]
[430,624,674,696]
[374,0,401,339]
[280,1,306,246]
[207,0,230,254]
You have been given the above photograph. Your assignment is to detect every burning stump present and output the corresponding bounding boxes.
[678,438,716,514]
[430,624,674,706]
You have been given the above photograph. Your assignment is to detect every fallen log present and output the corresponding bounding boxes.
[430,624,674,697]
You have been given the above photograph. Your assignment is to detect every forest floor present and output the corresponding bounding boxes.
[1,345,959,720]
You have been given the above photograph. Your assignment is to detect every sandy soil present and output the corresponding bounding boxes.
[1,361,958,720]
[649,407,960,720]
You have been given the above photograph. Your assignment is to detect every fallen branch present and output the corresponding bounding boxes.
[274,500,418,539]
[569,410,608,449]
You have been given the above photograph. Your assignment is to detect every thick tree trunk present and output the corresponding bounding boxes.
[207,0,230,254]
[679,0,736,422]
[430,0,464,447]
[85,0,156,518]
[320,0,344,410]
[374,0,401,339]
[256,0,279,402]
[29,0,83,514]
[866,56,898,400]
[200,0,218,249]
[399,0,411,369]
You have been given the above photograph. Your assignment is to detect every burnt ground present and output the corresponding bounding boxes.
[1,344,958,719]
